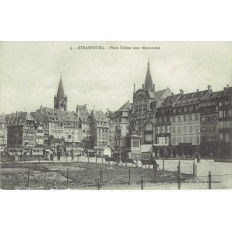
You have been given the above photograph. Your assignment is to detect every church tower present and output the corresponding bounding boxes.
[142,60,155,92]
[54,73,68,111]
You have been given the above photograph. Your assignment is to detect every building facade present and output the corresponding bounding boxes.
[89,110,110,153]
[76,104,91,149]
[0,114,7,153]
[6,112,36,153]
[130,61,172,147]
[217,86,232,161]
[170,88,210,157]
[155,94,181,157]
[199,90,223,158]
[114,101,132,152]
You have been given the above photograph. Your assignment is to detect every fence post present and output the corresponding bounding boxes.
[96,156,97,163]
[66,168,69,189]
[162,159,164,170]
[154,164,157,182]
[141,175,144,190]
[97,177,100,190]
[128,167,131,186]
[177,165,181,190]
[88,156,89,163]
[27,169,30,189]
[179,160,181,173]
[193,162,197,178]
[208,171,211,189]
[100,166,103,184]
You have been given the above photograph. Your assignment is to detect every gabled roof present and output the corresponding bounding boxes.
[200,90,224,101]
[174,90,208,106]
[116,101,133,112]
[5,112,35,126]
[91,110,109,123]
[76,105,90,122]
[160,94,181,107]
[33,107,80,123]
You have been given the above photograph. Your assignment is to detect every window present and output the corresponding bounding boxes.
[162,126,165,133]
[178,137,182,143]
[189,106,193,111]
[189,125,192,132]
[178,116,181,122]
[145,123,153,131]
[172,127,176,133]
[219,111,224,118]
[184,107,187,112]
[172,137,176,144]
[189,136,192,143]
[219,133,223,140]
[178,126,181,133]
[189,115,192,121]
[183,115,187,121]
[183,137,187,143]
[172,116,176,122]
[195,114,199,121]
[167,126,170,133]
[183,126,187,133]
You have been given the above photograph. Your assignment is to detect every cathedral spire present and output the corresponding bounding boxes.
[57,72,65,99]
[54,72,68,111]
[143,59,155,92]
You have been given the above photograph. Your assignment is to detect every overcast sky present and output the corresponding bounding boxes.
[0,41,231,114]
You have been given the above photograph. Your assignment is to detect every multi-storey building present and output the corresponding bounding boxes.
[217,86,232,162]
[130,61,172,146]
[32,106,82,151]
[35,122,44,147]
[170,88,210,157]
[76,104,91,149]
[89,109,110,153]
[114,101,132,152]
[155,94,181,157]
[0,114,7,153]
[105,109,115,147]
[199,89,224,158]
[5,112,36,153]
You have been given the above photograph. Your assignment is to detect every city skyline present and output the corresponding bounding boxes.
[0,41,232,114]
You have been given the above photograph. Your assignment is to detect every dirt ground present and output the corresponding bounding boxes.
[0,162,191,190]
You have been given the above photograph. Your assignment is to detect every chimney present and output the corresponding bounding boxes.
[196,89,199,92]
[208,85,211,91]
[227,84,230,88]
[172,92,174,96]
[180,89,184,94]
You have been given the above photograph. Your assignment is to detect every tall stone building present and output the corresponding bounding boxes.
[155,94,181,157]
[54,74,68,111]
[0,114,7,153]
[89,109,110,153]
[170,88,211,157]
[5,112,36,153]
[217,86,232,161]
[199,89,223,158]
[130,61,172,146]
[114,101,132,152]
[76,104,91,149]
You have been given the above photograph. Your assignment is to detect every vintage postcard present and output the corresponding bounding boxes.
[0,41,231,190]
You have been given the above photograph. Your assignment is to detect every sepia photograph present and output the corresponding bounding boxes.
[0,41,231,190]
